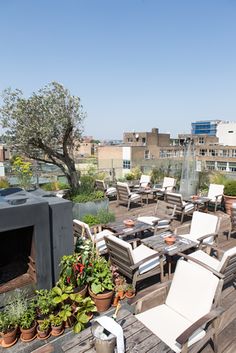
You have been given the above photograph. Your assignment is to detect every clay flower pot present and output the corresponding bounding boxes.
[125,289,135,299]
[37,325,50,340]
[0,326,18,348]
[20,321,37,342]
[165,236,176,246]
[51,324,64,337]
[88,287,114,312]
[123,219,134,227]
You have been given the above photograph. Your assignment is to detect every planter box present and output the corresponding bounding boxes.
[72,198,109,219]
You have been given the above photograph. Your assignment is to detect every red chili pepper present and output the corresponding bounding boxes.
[67,276,71,283]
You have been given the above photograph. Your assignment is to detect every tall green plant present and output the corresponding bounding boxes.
[11,156,32,189]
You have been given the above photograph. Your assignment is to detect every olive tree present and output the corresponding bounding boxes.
[0,82,85,193]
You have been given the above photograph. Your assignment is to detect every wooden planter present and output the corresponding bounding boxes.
[88,287,113,312]
[224,195,236,216]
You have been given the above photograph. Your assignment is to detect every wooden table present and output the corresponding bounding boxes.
[131,187,163,204]
[185,196,211,211]
[141,232,197,276]
[105,220,154,239]
[17,308,171,353]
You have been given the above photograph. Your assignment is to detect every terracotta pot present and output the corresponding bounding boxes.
[224,195,236,216]
[88,287,114,312]
[37,325,50,339]
[125,290,135,298]
[20,321,37,341]
[1,326,18,347]
[51,324,64,337]
[73,284,88,298]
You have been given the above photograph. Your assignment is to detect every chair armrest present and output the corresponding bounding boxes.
[126,238,142,248]
[197,232,218,242]
[201,244,224,259]
[177,252,225,279]
[130,252,164,270]
[176,307,224,345]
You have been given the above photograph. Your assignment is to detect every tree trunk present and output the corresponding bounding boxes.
[66,162,80,194]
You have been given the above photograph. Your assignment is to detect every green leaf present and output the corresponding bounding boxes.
[91,283,102,294]
[73,321,82,333]
[77,313,89,324]
[52,287,62,296]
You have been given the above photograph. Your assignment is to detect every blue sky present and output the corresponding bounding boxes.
[0,0,236,139]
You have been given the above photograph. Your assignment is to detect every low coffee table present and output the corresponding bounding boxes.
[142,232,198,277]
[186,196,211,211]
[105,219,153,239]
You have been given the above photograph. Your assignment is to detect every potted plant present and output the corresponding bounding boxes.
[223,180,236,215]
[87,256,114,312]
[19,304,37,342]
[37,318,51,340]
[115,283,126,300]
[49,314,64,336]
[0,311,18,348]
[72,296,97,333]
[125,284,135,298]
[58,304,74,328]
[35,289,57,320]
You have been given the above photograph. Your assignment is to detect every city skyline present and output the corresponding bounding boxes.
[1,0,236,139]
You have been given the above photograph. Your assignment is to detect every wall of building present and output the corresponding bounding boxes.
[216,122,236,146]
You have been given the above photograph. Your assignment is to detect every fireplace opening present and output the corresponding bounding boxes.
[0,226,36,293]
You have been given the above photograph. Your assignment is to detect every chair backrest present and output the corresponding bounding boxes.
[73,219,92,240]
[104,234,135,278]
[217,247,236,282]
[165,259,220,323]
[190,211,219,243]
[139,175,151,188]
[162,177,176,191]
[165,192,183,213]
[116,182,130,202]
[95,180,106,193]
[207,184,224,202]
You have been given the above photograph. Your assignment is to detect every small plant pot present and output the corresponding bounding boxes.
[73,284,88,298]
[51,324,64,337]
[36,326,51,340]
[89,287,114,312]
[20,321,37,342]
[125,290,135,299]
[0,327,18,348]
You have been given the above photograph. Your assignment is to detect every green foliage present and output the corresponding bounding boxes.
[58,304,72,322]
[198,170,210,192]
[82,208,115,226]
[4,290,28,325]
[38,319,50,332]
[19,302,36,329]
[87,256,114,295]
[150,167,164,184]
[0,311,17,333]
[79,175,96,194]
[0,178,10,188]
[11,156,32,189]
[72,191,104,203]
[35,289,57,315]
[49,314,63,327]
[41,181,69,191]
[209,171,228,185]
[0,82,85,192]
[224,180,236,196]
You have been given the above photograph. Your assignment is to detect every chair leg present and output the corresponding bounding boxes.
[132,273,138,289]
[128,199,131,211]
[181,212,184,224]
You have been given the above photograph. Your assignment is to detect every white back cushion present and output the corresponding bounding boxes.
[190,211,218,238]
[73,219,92,239]
[208,184,224,202]
[163,177,176,189]
[140,174,151,187]
[166,259,219,322]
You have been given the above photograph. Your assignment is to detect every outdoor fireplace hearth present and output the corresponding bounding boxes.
[0,188,73,304]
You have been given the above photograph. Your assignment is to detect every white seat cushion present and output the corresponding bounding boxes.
[137,216,170,228]
[188,250,220,270]
[183,203,195,212]
[136,304,205,353]
[218,246,236,272]
[208,184,224,202]
[106,187,117,196]
[130,193,141,201]
[132,244,161,274]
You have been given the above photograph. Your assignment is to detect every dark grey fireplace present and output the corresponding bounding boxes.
[0,188,73,303]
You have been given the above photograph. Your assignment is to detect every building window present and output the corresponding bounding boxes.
[199,149,207,156]
[228,131,234,133]
[127,138,133,142]
[198,137,205,144]
[144,150,150,159]
[217,162,227,171]
[232,150,236,157]
[142,137,146,144]
[206,161,215,170]
[223,150,229,157]
[209,149,218,157]
[229,163,236,172]
[123,160,131,169]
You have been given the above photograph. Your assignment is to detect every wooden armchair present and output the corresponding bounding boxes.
[116,182,142,210]
[104,234,165,289]
[135,258,224,353]
[95,179,117,198]
[165,192,194,223]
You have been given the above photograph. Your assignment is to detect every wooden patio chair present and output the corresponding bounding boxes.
[134,174,151,188]
[137,201,176,234]
[207,183,224,212]
[104,234,165,289]
[95,179,117,198]
[175,211,220,247]
[183,245,236,287]
[135,258,224,353]
[155,177,176,195]
[116,182,142,210]
[165,192,195,223]
[73,219,114,255]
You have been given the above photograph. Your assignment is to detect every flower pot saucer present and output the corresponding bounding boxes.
[37,332,51,340]
[0,337,18,348]
[51,328,64,337]
[20,333,37,342]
